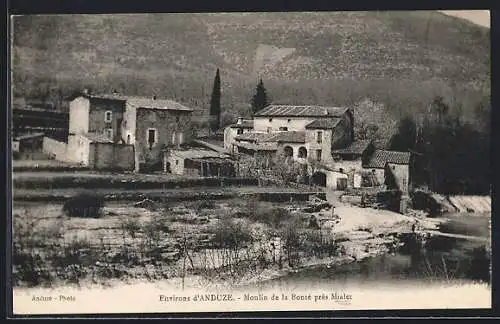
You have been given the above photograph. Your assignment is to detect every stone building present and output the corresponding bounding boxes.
[225,104,354,165]
[66,91,194,171]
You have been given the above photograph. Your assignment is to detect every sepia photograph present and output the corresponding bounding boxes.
[9,10,491,315]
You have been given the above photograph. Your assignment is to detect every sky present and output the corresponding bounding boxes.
[439,10,490,28]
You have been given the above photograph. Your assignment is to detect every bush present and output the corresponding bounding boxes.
[245,206,293,228]
[211,215,253,249]
[121,218,141,238]
[63,194,105,218]
[188,200,216,212]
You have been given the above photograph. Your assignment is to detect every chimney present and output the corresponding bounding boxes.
[82,88,90,95]
[324,109,329,115]
[237,117,243,125]
[112,89,119,95]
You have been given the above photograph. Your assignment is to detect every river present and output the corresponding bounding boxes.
[245,224,491,292]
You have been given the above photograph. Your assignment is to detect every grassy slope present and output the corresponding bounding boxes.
[11,12,490,143]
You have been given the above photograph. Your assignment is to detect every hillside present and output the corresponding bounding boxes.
[11,11,490,145]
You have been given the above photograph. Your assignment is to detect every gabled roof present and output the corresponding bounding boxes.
[72,92,193,112]
[169,149,231,160]
[228,120,254,129]
[333,140,373,155]
[254,105,349,117]
[234,132,276,143]
[192,139,228,154]
[273,131,305,143]
[364,150,411,169]
[234,131,305,143]
[305,118,342,130]
[235,142,278,151]
[13,132,45,141]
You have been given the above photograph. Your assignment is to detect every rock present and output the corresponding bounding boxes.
[134,199,158,210]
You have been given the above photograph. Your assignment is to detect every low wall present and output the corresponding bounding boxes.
[42,137,67,161]
[89,143,135,171]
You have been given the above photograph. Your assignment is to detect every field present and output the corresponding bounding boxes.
[11,167,491,290]
[12,187,423,289]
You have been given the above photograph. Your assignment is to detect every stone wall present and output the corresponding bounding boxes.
[135,108,192,166]
[89,142,135,171]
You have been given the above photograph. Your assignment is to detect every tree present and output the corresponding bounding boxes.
[251,78,269,114]
[209,68,221,133]
[389,116,417,151]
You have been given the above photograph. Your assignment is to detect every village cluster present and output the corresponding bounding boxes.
[16,89,412,203]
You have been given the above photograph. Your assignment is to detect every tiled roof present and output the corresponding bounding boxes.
[305,118,342,129]
[333,140,373,155]
[254,105,349,117]
[235,142,278,151]
[228,120,254,129]
[14,132,45,141]
[169,149,230,160]
[234,131,305,143]
[80,93,193,112]
[192,139,228,154]
[234,132,276,142]
[273,131,305,143]
[80,133,114,143]
[364,150,411,168]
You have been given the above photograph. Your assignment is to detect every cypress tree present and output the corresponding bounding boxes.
[251,78,269,114]
[209,68,221,132]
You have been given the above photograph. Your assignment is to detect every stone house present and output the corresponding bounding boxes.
[225,105,354,165]
[164,148,235,177]
[66,91,194,171]
[363,150,412,193]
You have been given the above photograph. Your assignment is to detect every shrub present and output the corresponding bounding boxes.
[121,218,141,238]
[188,200,216,212]
[301,229,338,257]
[211,215,253,249]
[242,206,293,228]
[63,193,105,218]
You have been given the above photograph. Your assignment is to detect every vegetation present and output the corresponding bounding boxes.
[251,78,270,113]
[389,95,490,194]
[12,13,489,147]
[62,194,105,218]
[209,68,221,132]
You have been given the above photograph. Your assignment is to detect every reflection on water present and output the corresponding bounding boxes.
[246,234,491,292]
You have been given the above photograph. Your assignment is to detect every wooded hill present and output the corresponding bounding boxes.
[12,11,490,147]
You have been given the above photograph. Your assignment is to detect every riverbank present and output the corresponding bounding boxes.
[12,197,437,289]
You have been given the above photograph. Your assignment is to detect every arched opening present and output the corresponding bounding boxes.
[283,146,294,158]
[311,171,327,187]
[165,162,171,173]
[298,146,308,158]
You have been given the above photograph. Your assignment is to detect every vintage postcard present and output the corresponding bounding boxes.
[10,10,491,316]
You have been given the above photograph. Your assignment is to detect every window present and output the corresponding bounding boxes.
[104,111,112,123]
[147,128,157,149]
[172,131,177,145]
[178,132,184,144]
[298,147,307,158]
[316,131,323,144]
[267,127,272,133]
[279,127,288,131]
[176,116,180,123]
[316,149,322,161]
[269,118,273,122]
[127,135,131,144]
[175,160,179,165]
[105,129,113,140]
[237,128,243,135]
[287,119,291,123]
